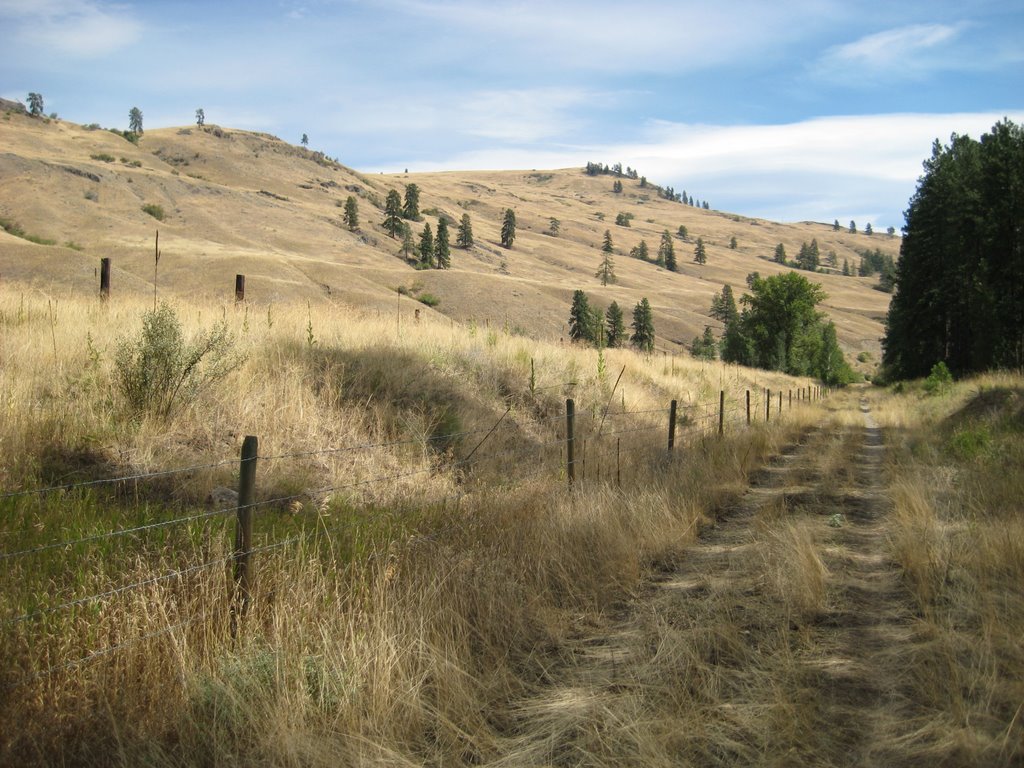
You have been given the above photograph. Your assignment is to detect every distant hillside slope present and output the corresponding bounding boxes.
[0,109,895,364]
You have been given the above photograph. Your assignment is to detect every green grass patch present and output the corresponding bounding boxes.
[141,203,165,221]
[90,153,116,163]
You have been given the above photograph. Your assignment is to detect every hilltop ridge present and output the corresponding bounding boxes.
[0,109,894,361]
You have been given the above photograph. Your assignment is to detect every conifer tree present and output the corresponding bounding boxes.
[129,106,144,135]
[596,231,616,285]
[27,92,44,116]
[729,236,738,249]
[659,230,676,270]
[403,184,421,220]
[418,222,434,267]
[693,237,707,265]
[435,218,451,268]
[343,195,359,231]
[774,243,787,264]
[710,284,738,324]
[605,301,625,348]
[833,219,841,231]
[849,220,857,234]
[569,290,595,343]
[400,227,416,259]
[383,190,403,237]
[631,298,655,352]
[456,213,474,248]
[677,224,688,241]
[500,209,516,248]
[630,240,650,261]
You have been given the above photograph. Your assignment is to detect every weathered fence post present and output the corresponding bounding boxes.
[566,399,576,488]
[719,390,725,436]
[746,390,751,426]
[766,388,771,423]
[99,257,111,301]
[789,389,793,409]
[616,438,621,488]
[232,435,258,638]
[668,399,677,451]
[235,274,245,302]
[779,390,783,415]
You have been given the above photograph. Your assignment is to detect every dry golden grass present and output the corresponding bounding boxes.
[0,109,892,373]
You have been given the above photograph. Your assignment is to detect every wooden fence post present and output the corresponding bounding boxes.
[232,435,258,638]
[99,257,110,301]
[566,399,576,488]
[789,389,793,409]
[779,390,783,415]
[746,390,751,426]
[766,388,771,423]
[235,274,245,302]
[616,438,621,488]
[718,390,725,436]
[668,399,677,451]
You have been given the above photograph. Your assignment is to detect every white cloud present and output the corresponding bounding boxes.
[0,0,142,57]
[394,112,1024,225]
[816,22,970,79]
[381,0,838,73]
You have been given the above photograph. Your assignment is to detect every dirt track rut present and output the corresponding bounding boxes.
[498,399,918,766]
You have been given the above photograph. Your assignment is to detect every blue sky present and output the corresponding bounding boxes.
[2,0,1022,229]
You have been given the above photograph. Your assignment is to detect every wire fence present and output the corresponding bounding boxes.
[0,384,828,690]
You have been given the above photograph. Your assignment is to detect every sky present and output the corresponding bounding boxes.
[2,0,1022,230]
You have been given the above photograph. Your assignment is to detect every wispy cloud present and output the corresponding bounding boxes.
[816,22,969,80]
[400,112,1024,225]
[0,0,142,57]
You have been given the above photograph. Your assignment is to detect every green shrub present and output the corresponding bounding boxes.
[90,153,115,163]
[418,293,441,307]
[141,203,165,221]
[115,304,245,419]
[923,361,953,396]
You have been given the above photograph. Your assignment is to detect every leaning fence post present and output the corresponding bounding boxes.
[566,399,576,488]
[232,435,258,638]
[746,390,751,426]
[719,390,725,436]
[99,257,111,301]
[668,399,677,451]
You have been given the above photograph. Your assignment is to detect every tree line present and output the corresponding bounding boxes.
[883,119,1024,379]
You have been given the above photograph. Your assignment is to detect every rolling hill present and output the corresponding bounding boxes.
[0,107,895,366]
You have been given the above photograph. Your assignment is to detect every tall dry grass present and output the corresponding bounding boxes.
[873,375,1024,766]
[0,284,816,765]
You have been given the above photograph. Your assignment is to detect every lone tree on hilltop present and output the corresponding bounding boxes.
[435,218,451,269]
[383,190,403,238]
[343,195,359,231]
[129,107,144,135]
[500,208,516,248]
[403,184,420,221]
[631,298,655,353]
[195,108,205,127]
[456,213,474,248]
[27,92,44,116]
[301,133,309,147]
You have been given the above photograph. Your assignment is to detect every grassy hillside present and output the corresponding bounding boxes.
[0,108,894,369]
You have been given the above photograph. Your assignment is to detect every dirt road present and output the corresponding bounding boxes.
[496,398,920,767]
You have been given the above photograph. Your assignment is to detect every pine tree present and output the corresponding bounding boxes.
[865,222,873,236]
[833,219,841,231]
[631,298,655,352]
[630,240,649,261]
[729,236,738,249]
[569,290,595,343]
[195,108,205,127]
[710,284,738,324]
[403,184,420,220]
[612,179,623,193]
[343,196,359,231]
[659,230,676,270]
[27,93,44,116]
[596,231,616,285]
[400,227,415,259]
[774,243,787,264]
[418,222,434,267]
[456,213,474,248]
[849,220,857,234]
[693,237,707,265]
[677,225,688,240]
[842,258,850,276]
[383,190,403,238]
[435,218,451,268]
[605,301,625,348]
[690,326,717,360]
[500,209,516,248]
[129,106,144,135]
